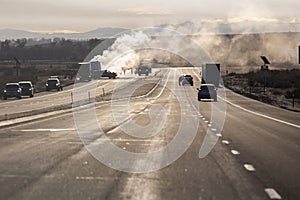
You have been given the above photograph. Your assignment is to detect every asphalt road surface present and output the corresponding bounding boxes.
[0,68,299,200]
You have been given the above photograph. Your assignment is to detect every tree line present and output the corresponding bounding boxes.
[0,38,103,61]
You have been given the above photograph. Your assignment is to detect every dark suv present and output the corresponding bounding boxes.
[19,81,34,97]
[197,84,217,102]
[137,65,151,76]
[46,78,63,91]
[3,83,22,100]
[179,74,194,86]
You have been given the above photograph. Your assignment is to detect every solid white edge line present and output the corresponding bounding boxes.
[264,188,282,199]
[219,96,300,129]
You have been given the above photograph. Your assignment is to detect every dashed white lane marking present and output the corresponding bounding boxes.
[0,174,31,178]
[264,188,282,199]
[221,140,230,145]
[23,141,82,144]
[231,150,240,155]
[216,133,222,137]
[243,164,256,171]
[208,124,212,127]
[19,128,75,132]
[211,128,217,132]
[202,117,205,120]
[205,120,209,123]
[0,174,55,179]
[219,96,300,129]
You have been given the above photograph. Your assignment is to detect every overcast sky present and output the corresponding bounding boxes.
[1,0,300,32]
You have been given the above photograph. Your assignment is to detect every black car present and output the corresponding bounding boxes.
[179,74,194,86]
[19,81,34,97]
[101,70,117,79]
[3,83,22,100]
[46,78,63,91]
[137,65,151,76]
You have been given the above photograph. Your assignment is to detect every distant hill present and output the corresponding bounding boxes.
[48,27,128,40]
[2,21,300,40]
[0,29,43,40]
[0,27,128,41]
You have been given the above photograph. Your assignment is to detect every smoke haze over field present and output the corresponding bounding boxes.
[192,32,300,73]
[88,30,300,74]
[86,28,213,74]
[90,31,151,73]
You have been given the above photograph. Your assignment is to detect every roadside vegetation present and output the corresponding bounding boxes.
[0,38,104,96]
[0,38,103,61]
[223,69,300,111]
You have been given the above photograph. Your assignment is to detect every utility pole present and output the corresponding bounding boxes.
[13,57,21,82]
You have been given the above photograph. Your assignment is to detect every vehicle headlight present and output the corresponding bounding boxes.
[29,88,32,90]
[17,89,21,93]
[3,90,7,93]
[56,83,59,86]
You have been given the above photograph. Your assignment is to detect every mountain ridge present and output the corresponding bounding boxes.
[1,21,300,40]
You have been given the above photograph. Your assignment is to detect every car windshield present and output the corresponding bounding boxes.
[200,85,215,90]
[19,83,31,88]
[47,80,58,84]
[5,85,19,89]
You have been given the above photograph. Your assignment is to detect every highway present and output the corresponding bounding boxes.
[0,68,299,200]
[0,70,161,121]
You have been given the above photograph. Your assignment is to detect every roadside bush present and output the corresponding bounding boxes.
[285,89,300,99]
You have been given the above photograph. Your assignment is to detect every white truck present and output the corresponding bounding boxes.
[201,63,221,87]
[78,61,117,81]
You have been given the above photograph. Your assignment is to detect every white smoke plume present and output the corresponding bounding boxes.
[91,31,151,74]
